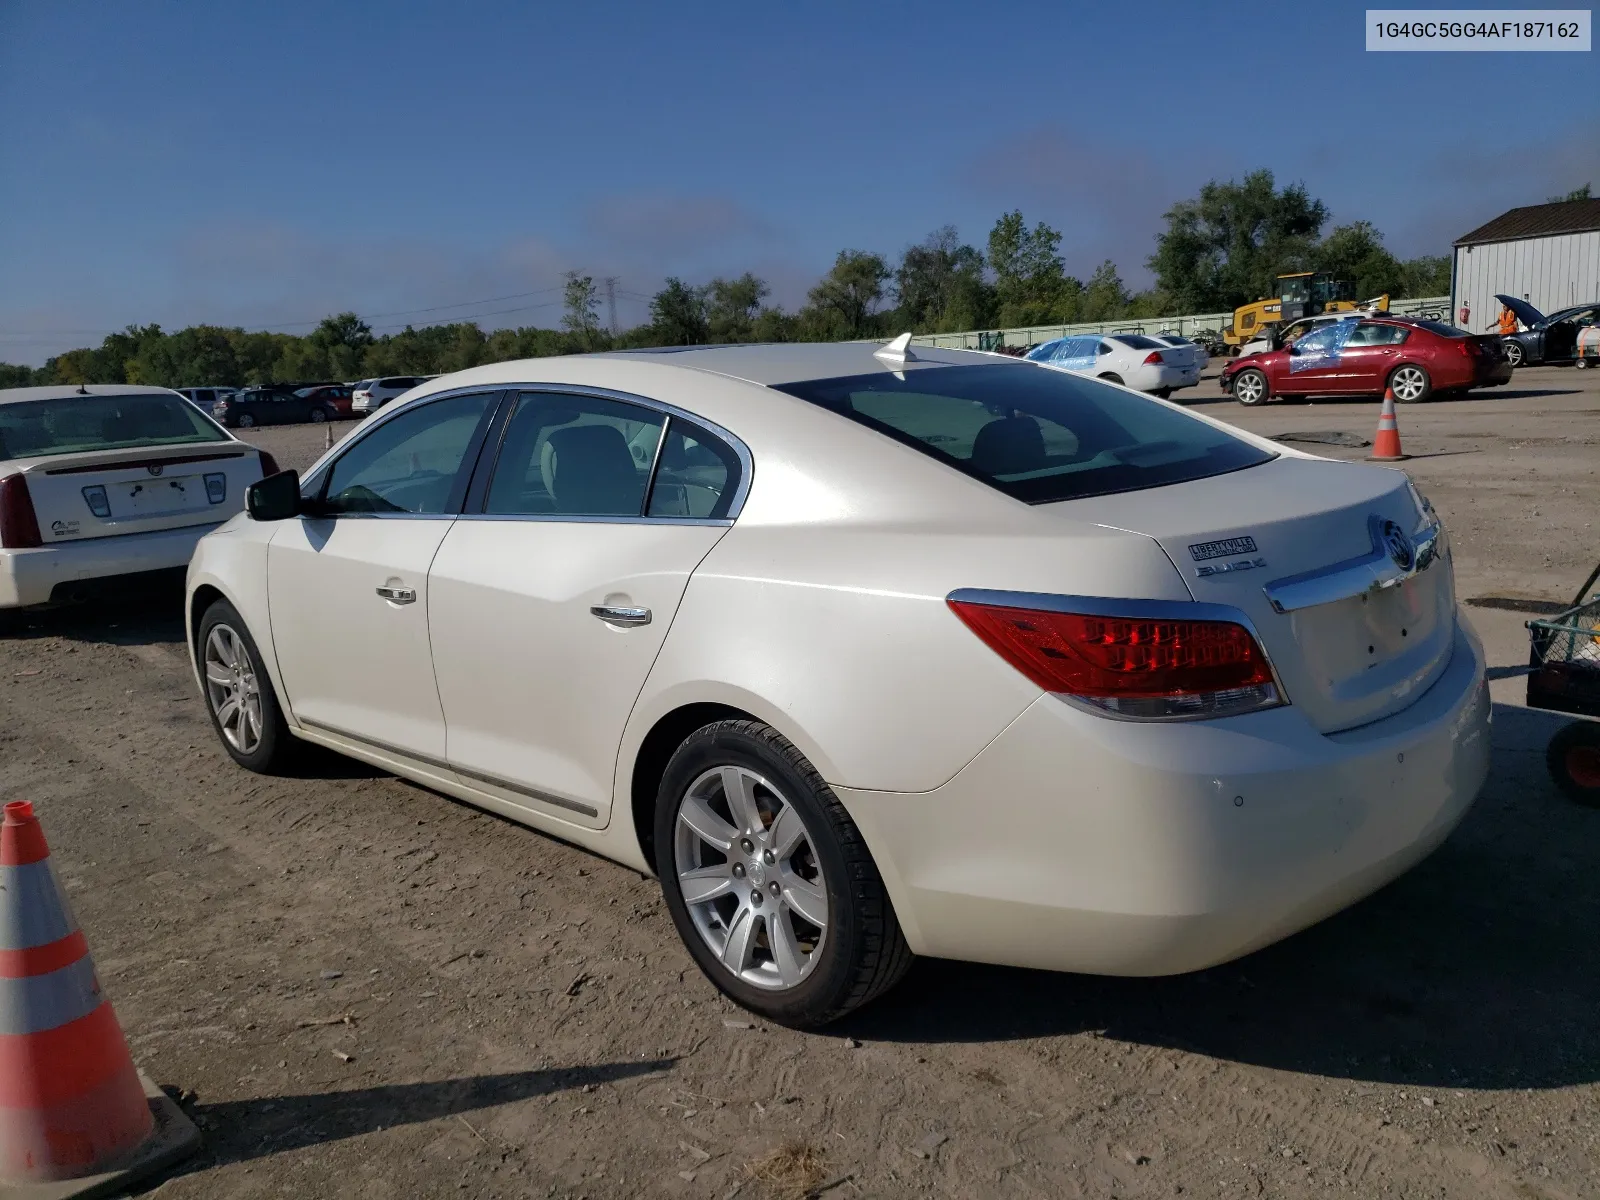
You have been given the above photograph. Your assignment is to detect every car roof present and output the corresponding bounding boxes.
[586,341,990,386]
[0,383,186,406]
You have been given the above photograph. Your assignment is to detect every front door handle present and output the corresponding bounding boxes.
[590,604,651,627]
[376,585,417,605]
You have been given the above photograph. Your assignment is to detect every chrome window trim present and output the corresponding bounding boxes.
[945,587,1290,714]
[1262,516,1442,615]
[452,513,733,528]
[297,716,599,818]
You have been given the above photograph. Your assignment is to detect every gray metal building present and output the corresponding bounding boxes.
[1452,198,1600,332]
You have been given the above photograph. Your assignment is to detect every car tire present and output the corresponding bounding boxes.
[236,412,257,428]
[1232,368,1269,406]
[197,598,298,775]
[1388,364,1432,403]
[310,407,327,423]
[1154,387,1173,399]
[1502,340,1525,368]
[1097,372,1124,386]
[1547,722,1600,807]
[655,719,913,1028]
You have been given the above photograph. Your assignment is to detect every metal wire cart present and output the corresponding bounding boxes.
[1527,560,1600,806]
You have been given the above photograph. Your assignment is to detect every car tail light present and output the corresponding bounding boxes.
[1459,339,1480,357]
[258,451,280,477]
[0,474,43,549]
[1142,351,1166,365]
[948,598,1281,720]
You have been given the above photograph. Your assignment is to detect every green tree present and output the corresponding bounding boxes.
[1548,183,1592,202]
[1398,255,1451,297]
[561,271,601,348]
[896,227,992,333]
[1148,170,1328,312]
[0,363,38,387]
[1079,260,1131,322]
[1314,221,1405,300]
[648,278,710,345]
[800,250,890,339]
[988,211,1074,326]
[706,273,770,342]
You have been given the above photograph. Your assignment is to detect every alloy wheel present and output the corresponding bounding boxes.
[673,765,828,991]
[237,413,256,427]
[1392,367,1427,402]
[1503,341,1524,367]
[1234,371,1266,404]
[204,624,263,754]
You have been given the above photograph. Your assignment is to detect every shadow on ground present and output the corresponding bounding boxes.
[2,578,187,646]
[845,703,1600,1092]
[147,1060,673,1180]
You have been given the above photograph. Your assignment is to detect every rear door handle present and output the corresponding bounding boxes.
[590,605,651,627]
[376,585,417,605]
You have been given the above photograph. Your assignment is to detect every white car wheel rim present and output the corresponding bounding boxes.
[1393,369,1425,401]
[1237,374,1263,403]
[204,624,263,754]
[673,765,828,991]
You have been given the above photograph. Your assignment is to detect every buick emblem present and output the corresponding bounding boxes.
[146,464,164,477]
[1378,519,1414,571]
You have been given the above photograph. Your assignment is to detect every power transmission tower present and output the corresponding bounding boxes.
[604,277,620,338]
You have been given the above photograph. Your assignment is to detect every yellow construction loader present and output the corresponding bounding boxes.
[1223,272,1389,351]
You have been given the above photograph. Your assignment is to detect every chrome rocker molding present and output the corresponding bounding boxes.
[1262,516,1442,615]
[295,716,600,818]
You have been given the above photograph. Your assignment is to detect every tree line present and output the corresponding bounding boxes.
[3,170,1455,388]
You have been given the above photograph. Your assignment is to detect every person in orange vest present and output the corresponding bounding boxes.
[1494,304,1519,335]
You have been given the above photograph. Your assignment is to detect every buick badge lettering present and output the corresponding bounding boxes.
[1378,519,1414,571]
[1189,536,1259,562]
[1195,557,1267,578]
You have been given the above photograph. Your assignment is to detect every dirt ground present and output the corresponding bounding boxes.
[1,365,1597,1199]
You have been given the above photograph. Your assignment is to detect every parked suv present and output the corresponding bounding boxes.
[351,377,428,415]
[174,387,236,414]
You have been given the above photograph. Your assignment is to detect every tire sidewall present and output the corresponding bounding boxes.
[197,598,288,773]
[311,408,327,423]
[655,724,866,1025]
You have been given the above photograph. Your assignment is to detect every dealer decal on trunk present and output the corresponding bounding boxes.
[1189,536,1265,578]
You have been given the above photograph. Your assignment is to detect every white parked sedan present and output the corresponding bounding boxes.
[1,385,271,612]
[185,340,1489,1027]
[1152,333,1210,373]
[1024,333,1200,396]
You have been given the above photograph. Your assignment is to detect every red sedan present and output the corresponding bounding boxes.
[293,384,355,418]
[1221,317,1511,406]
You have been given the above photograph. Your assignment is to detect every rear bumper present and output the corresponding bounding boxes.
[0,523,221,609]
[840,617,1490,976]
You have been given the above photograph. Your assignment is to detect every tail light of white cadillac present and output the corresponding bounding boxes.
[183,342,1491,1028]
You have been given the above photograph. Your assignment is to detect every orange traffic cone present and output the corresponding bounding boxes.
[0,800,198,1195]
[1369,387,1408,461]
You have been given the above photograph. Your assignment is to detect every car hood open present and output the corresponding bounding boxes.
[1495,294,1548,329]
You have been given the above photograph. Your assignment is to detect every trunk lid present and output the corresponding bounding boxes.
[1054,457,1454,734]
[15,445,264,543]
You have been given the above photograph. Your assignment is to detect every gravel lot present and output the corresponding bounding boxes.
[1,365,1596,1199]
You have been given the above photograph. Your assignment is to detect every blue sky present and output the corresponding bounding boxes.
[1,1,1595,363]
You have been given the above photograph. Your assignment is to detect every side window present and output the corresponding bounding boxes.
[485,392,663,517]
[322,392,491,515]
[647,421,740,519]
[1098,341,1114,355]
[1343,324,1383,346]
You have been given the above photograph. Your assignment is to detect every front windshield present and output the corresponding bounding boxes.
[0,394,228,459]
[1280,276,1312,303]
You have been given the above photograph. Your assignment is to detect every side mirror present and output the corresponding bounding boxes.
[246,469,303,521]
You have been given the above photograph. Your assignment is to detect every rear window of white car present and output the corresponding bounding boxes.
[773,363,1275,504]
[1108,334,1164,351]
[0,394,229,459]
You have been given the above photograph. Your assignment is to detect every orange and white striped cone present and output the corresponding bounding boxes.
[1369,388,1408,461]
[0,800,198,1195]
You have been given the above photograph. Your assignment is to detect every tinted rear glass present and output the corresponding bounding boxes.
[1110,334,1163,350]
[1410,319,1468,338]
[772,364,1275,505]
[0,394,229,459]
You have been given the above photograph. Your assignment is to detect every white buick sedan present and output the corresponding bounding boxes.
[185,340,1490,1027]
[1,385,271,613]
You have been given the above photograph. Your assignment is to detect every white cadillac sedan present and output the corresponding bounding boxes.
[1,385,271,613]
[185,340,1490,1027]
[1024,333,1200,397]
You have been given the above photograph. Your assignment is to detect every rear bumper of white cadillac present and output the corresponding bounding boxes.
[0,523,220,609]
[840,618,1490,976]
